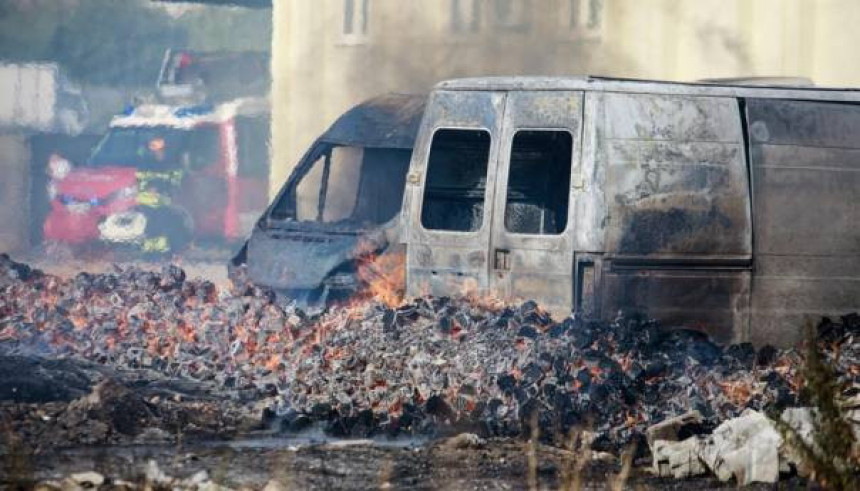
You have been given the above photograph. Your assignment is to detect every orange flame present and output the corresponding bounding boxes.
[354,241,406,308]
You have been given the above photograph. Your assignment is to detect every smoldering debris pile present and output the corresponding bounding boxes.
[1,254,859,453]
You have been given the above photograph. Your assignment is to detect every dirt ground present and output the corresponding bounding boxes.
[8,437,797,490]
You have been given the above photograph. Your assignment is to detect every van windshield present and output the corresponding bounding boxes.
[88,126,220,171]
[269,142,412,227]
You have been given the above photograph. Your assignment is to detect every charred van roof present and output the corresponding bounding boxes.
[436,76,860,102]
[321,93,426,149]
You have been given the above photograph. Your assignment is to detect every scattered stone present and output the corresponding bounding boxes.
[69,471,105,488]
[652,437,706,478]
[645,410,704,447]
[439,432,487,450]
[699,410,782,485]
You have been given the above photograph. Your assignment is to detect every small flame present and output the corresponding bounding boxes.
[354,241,406,308]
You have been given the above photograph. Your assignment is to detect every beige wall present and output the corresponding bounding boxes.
[271,0,860,196]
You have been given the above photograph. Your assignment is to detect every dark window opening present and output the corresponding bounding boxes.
[186,126,221,171]
[493,0,530,30]
[344,0,370,36]
[504,130,573,235]
[269,143,410,227]
[570,0,603,30]
[88,125,220,172]
[588,0,604,29]
[421,129,491,232]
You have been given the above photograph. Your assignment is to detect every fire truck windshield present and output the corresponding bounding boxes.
[88,126,220,171]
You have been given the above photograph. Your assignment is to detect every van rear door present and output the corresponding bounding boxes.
[406,90,506,297]
[488,91,584,315]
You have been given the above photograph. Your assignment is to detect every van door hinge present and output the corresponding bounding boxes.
[407,171,422,185]
[572,175,585,190]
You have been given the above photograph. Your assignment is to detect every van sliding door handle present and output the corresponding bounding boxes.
[494,249,511,271]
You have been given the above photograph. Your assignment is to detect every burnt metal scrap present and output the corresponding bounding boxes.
[2,254,858,458]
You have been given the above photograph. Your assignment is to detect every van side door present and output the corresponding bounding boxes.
[489,91,584,316]
[405,90,506,297]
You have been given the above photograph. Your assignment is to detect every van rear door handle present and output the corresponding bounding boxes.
[494,249,511,271]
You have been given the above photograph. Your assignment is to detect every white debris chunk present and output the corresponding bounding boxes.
[144,459,171,485]
[652,437,707,478]
[779,407,818,477]
[646,410,703,446]
[70,471,105,488]
[440,432,487,450]
[699,409,782,485]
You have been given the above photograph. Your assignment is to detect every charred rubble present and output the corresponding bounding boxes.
[1,254,858,454]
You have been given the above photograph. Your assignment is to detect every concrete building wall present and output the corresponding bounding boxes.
[270,0,860,196]
[0,133,31,253]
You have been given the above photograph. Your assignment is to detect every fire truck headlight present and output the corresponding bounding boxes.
[48,157,71,180]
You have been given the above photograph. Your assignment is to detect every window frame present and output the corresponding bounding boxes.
[450,0,482,34]
[418,126,494,236]
[500,127,576,237]
[564,0,604,40]
[340,0,371,45]
[492,0,532,32]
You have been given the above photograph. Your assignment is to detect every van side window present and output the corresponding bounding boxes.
[295,153,326,221]
[421,129,491,232]
[294,146,362,222]
[273,142,411,226]
[504,130,572,235]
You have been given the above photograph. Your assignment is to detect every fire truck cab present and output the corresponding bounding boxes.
[44,97,270,253]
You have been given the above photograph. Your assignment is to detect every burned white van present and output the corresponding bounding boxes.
[401,77,860,346]
[239,78,860,346]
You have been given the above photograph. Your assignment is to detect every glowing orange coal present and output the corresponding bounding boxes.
[718,380,754,407]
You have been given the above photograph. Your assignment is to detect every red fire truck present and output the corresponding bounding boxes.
[43,97,270,254]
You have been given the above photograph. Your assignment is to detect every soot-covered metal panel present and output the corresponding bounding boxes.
[600,93,751,260]
[321,94,426,149]
[747,98,860,346]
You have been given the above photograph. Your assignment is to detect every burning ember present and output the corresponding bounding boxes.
[1,254,859,453]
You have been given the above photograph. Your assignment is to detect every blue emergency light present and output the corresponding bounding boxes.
[175,104,213,118]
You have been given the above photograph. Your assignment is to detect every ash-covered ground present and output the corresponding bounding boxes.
[1,253,857,489]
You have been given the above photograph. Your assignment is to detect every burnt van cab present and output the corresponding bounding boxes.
[233,94,426,303]
[240,78,860,346]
